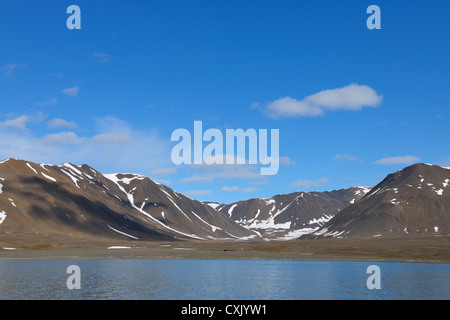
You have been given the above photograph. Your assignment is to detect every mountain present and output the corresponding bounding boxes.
[208,187,371,240]
[304,164,450,238]
[1,158,449,246]
[0,158,256,243]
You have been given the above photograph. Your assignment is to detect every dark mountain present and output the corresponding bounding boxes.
[0,158,256,242]
[304,163,450,238]
[209,187,371,239]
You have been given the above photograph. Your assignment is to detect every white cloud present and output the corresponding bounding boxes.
[184,190,212,197]
[85,118,171,172]
[149,167,177,176]
[439,157,450,167]
[290,178,329,188]
[249,179,270,185]
[221,186,240,192]
[154,178,172,185]
[249,102,262,110]
[91,133,133,143]
[0,132,45,160]
[62,86,79,97]
[90,52,111,63]
[43,132,86,145]
[0,115,172,174]
[183,153,270,185]
[333,154,362,162]
[304,83,382,111]
[179,161,269,187]
[265,97,324,119]
[222,186,256,193]
[94,117,131,134]
[374,155,420,165]
[47,118,78,129]
[181,175,214,183]
[0,116,30,131]
[2,63,28,76]
[258,83,382,119]
[195,154,249,167]
[279,156,296,166]
[215,168,263,180]
[36,98,57,106]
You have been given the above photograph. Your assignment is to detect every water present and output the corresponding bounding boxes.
[0,259,448,300]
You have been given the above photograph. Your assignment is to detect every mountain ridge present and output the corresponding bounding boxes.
[209,186,372,239]
[1,158,449,245]
[0,158,256,242]
[303,163,450,239]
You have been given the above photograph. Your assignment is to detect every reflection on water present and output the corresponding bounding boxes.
[0,259,448,299]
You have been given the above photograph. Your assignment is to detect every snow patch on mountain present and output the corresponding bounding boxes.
[274,227,318,240]
[26,163,38,174]
[190,211,222,232]
[355,186,372,196]
[61,163,83,176]
[308,214,333,226]
[0,211,6,225]
[8,198,16,207]
[205,202,221,210]
[228,204,237,217]
[104,173,205,240]
[108,246,132,249]
[107,225,139,240]
[40,163,52,172]
[41,172,56,182]
[60,169,80,188]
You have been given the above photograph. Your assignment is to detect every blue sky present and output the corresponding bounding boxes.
[1,0,449,203]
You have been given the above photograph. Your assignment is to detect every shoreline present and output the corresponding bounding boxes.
[1,235,449,263]
[0,248,448,264]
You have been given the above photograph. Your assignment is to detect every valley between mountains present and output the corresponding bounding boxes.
[0,158,449,262]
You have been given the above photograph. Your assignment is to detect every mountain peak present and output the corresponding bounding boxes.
[307,162,450,238]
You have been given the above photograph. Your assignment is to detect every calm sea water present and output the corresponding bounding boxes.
[0,259,448,300]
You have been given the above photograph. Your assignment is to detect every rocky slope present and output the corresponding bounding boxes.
[208,187,371,239]
[0,158,256,242]
[304,164,450,238]
[1,158,448,244]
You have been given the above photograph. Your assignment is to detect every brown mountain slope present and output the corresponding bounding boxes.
[211,187,371,239]
[0,158,256,243]
[304,164,450,238]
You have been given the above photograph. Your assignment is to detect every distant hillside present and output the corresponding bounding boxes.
[210,187,370,239]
